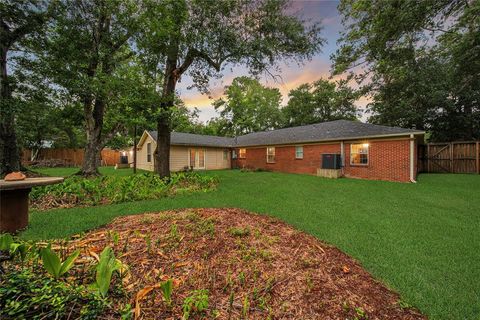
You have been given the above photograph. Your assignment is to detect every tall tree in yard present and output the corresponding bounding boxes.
[139,0,323,177]
[213,77,284,136]
[40,0,141,176]
[333,0,480,141]
[282,78,359,127]
[0,1,50,175]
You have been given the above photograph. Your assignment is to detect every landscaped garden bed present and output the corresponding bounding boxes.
[2,208,425,319]
[29,172,217,210]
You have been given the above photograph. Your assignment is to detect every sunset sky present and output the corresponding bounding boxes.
[177,0,367,122]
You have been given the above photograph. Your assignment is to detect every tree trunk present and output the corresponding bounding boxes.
[133,124,137,174]
[0,46,21,175]
[155,116,171,177]
[155,43,179,178]
[81,99,105,176]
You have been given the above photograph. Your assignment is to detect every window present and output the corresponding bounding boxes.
[295,146,304,159]
[232,150,237,159]
[267,147,275,163]
[223,150,229,160]
[239,148,246,159]
[350,143,369,165]
[147,143,152,162]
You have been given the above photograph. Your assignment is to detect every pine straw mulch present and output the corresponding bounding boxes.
[69,208,426,320]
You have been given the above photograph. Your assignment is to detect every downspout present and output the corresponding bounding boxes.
[410,134,416,183]
[340,141,345,176]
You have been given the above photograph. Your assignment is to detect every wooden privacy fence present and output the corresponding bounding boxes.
[22,148,121,167]
[418,141,480,174]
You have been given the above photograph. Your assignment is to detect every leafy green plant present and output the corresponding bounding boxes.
[229,227,250,237]
[30,172,218,210]
[182,289,209,320]
[120,303,133,320]
[242,295,250,319]
[0,268,108,319]
[160,279,173,306]
[94,246,125,297]
[40,246,80,279]
[0,233,13,250]
[354,306,368,320]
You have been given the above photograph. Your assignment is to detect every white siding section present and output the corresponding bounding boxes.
[136,132,230,172]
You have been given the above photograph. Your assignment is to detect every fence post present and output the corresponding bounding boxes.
[450,142,454,173]
[476,141,479,174]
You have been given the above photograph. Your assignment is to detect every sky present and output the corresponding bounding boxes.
[177,0,366,123]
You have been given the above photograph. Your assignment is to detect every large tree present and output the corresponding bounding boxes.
[0,0,50,175]
[39,0,142,175]
[282,78,359,127]
[333,0,480,141]
[138,0,323,177]
[212,77,283,136]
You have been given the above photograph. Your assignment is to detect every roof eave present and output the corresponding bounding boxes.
[235,131,425,147]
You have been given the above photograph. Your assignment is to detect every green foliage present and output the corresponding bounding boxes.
[30,171,218,209]
[95,247,123,298]
[160,279,173,306]
[283,78,359,127]
[40,246,80,279]
[0,234,13,251]
[0,234,28,264]
[229,227,251,238]
[334,0,480,141]
[0,268,108,320]
[182,289,209,320]
[213,77,284,136]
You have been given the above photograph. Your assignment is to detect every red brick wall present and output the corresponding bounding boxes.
[234,144,340,175]
[232,138,416,182]
[343,140,411,182]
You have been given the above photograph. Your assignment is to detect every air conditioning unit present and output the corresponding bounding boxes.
[321,154,342,169]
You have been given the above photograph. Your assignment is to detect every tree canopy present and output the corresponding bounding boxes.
[283,78,359,127]
[213,77,284,136]
[333,0,480,141]
[136,0,324,176]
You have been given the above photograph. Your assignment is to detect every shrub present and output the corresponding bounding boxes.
[0,265,108,319]
[0,237,126,319]
[30,172,218,210]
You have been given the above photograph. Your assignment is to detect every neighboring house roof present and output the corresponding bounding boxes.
[141,120,424,149]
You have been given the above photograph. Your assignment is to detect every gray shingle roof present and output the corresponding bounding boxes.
[148,120,424,148]
[234,120,424,147]
[148,131,234,148]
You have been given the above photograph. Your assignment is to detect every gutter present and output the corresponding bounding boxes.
[234,131,426,148]
[409,133,417,183]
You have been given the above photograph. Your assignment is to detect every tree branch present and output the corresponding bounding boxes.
[176,48,227,77]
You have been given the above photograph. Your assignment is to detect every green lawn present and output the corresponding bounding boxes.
[22,168,480,320]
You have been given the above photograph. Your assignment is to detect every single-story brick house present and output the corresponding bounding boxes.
[136,120,425,182]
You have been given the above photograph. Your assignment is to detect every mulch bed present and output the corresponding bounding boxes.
[70,208,426,319]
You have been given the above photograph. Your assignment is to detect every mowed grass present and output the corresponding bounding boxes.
[22,169,480,320]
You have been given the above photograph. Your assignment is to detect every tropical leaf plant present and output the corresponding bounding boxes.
[40,246,80,279]
[94,246,127,297]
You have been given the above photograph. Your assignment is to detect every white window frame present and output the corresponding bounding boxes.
[232,150,237,159]
[350,143,369,165]
[147,143,152,163]
[266,147,275,163]
[295,146,304,159]
[223,150,228,160]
